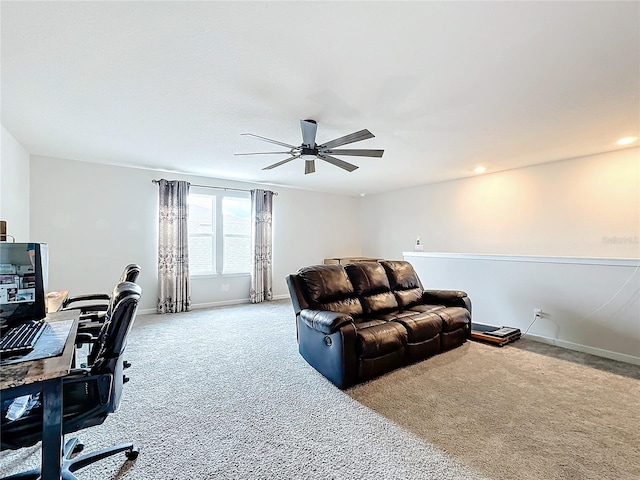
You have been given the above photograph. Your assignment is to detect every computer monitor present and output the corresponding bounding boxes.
[0,242,48,327]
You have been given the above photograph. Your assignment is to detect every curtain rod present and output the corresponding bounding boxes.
[152,179,277,195]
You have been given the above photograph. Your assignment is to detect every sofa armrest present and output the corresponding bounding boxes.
[423,290,471,311]
[299,309,353,335]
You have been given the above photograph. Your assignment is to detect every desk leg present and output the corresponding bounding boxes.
[41,378,63,480]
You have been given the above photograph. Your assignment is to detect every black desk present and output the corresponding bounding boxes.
[1,310,79,480]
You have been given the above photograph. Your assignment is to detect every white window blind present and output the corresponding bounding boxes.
[188,191,251,276]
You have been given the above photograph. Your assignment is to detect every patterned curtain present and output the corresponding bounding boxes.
[250,189,274,303]
[157,179,191,313]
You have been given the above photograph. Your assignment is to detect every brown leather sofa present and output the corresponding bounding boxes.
[286,260,471,388]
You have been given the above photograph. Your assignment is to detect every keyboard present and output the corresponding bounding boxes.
[0,320,47,356]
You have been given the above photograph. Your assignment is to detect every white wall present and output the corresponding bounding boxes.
[274,187,362,274]
[361,148,640,260]
[362,148,639,363]
[29,156,361,312]
[1,126,30,240]
[405,253,639,364]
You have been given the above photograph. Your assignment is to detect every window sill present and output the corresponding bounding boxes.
[190,272,250,279]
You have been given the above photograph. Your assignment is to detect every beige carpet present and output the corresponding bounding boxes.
[348,338,640,480]
[0,301,490,480]
[1,300,638,479]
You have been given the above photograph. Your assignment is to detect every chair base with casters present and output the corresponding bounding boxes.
[2,437,139,480]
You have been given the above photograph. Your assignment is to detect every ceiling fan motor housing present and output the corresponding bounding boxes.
[301,146,317,156]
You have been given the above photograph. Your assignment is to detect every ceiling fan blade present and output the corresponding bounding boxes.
[241,133,297,149]
[300,119,317,147]
[262,155,300,170]
[319,129,374,149]
[304,159,316,175]
[322,149,384,157]
[320,155,359,172]
[234,151,294,156]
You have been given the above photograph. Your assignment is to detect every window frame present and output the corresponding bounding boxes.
[188,188,252,278]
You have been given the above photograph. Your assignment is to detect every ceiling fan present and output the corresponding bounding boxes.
[235,119,384,174]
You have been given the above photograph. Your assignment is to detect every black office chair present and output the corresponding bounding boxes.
[79,281,137,367]
[63,265,141,341]
[1,282,142,480]
[61,264,141,314]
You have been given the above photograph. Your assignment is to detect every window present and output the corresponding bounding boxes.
[188,191,251,276]
[188,194,215,275]
[222,197,251,274]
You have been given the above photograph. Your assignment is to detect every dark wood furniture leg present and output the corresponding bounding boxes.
[41,378,63,480]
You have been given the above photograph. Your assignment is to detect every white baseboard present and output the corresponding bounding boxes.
[138,294,290,316]
[525,333,640,366]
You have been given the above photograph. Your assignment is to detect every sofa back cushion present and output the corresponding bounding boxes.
[345,262,399,315]
[297,265,363,317]
[380,260,425,309]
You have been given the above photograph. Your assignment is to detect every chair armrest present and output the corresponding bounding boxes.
[62,293,110,308]
[76,332,96,342]
[63,305,109,316]
[299,309,353,334]
[79,311,107,322]
[77,318,106,339]
[423,290,471,310]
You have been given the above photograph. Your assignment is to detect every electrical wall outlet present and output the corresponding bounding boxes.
[534,308,542,318]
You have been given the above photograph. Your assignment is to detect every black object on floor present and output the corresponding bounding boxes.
[471,322,521,346]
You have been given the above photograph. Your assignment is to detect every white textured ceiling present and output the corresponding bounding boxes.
[2,1,639,196]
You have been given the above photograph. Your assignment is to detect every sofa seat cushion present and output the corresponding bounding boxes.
[438,307,471,332]
[439,307,470,351]
[368,310,417,322]
[353,318,386,329]
[407,304,445,314]
[356,322,407,359]
[392,312,443,361]
[391,312,442,343]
